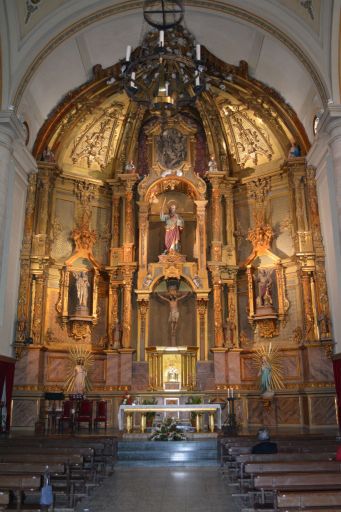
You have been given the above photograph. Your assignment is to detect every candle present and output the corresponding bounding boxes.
[126,45,132,62]
[130,71,136,88]
[159,30,164,47]
[228,388,230,398]
[196,44,201,60]
[195,74,200,87]
[165,81,169,96]
[231,388,234,398]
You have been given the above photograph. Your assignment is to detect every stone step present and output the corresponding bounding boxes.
[118,440,217,451]
[115,460,219,467]
[117,439,218,466]
[117,450,218,461]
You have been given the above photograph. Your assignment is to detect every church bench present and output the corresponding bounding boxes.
[253,473,341,509]
[0,491,9,511]
[232,452,335,488]
[2,439,113,472]
[244,461,341,492]
[0,475,41,511]
[276,489,341,510]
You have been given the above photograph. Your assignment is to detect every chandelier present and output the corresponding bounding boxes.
[121,0,205,115]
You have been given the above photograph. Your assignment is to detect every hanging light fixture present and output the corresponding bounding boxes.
[121,0,205,115]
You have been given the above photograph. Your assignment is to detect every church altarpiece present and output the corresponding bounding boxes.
[12,53,336,431]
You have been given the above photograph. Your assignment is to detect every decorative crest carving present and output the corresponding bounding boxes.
[221,104,273,168]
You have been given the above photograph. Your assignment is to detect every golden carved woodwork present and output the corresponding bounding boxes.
[13,42,333,412]
[70,102,125,172]
[257,318,279,338]
[121,266,135,349]
[210,266,224,348]
[300,270,317,342]
[146,346,198,390]
[31,274,46,344]
[143,115,197,176]
[220,101,274,168]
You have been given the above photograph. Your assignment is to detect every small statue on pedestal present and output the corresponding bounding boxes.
[73,271,90,314]
[256,269,273,308]
[208,155,218,172]
[160,200,184,254]
[125,160,136,173]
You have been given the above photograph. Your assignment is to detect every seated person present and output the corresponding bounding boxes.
[252,428,278,454]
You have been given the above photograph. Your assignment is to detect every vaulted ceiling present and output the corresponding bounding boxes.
[0,0,339,149]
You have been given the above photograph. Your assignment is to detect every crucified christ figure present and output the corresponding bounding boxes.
[156,286,191,346]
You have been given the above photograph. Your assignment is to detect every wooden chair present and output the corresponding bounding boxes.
[76,400,93,432]
[94,401,107,431]
[58,400,74,433]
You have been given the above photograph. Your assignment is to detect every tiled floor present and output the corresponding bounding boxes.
[77,467,242,512]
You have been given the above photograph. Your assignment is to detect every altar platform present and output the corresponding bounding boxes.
[116,438,219,467]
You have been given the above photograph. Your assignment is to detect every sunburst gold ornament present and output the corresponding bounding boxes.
[252,343,284,396]
[65,345,94,394]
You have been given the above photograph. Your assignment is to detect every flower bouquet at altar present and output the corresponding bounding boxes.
[149,417,187,441]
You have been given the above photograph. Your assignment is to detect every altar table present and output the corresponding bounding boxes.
[118,404,222,433]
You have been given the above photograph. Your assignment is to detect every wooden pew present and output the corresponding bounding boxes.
[0,491,9,512]
[244,460,341,492]
[277,489,341,510]
[233,452,336,488]
[254,473,341,510]
[0,475,41,511]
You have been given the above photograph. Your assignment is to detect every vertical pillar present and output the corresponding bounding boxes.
[227,281,239,348]
[137,299,149,361]
[194,200,208,272]
[138,202,149,270]
[207,173,225,261]
[197,298,208,360]
[31,273,46,345]
[108,274,120,349]
[121,267,134,349]
[210,266,224,348]
[301,270,316,341]
[293,173,308,233]
[224,181,237,265]
[119,174,138,263]
[111,194,120,248]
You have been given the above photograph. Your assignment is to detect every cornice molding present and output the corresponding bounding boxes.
[0,110,37,177]
[12,1,329,109]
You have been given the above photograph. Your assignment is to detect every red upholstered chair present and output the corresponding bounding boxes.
[58,400,74,433]
[94,400,108,430]
[76,400,93,432]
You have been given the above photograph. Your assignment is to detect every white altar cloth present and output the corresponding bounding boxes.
[118,403,222,431]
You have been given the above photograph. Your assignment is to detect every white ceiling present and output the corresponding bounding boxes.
[0,0,338,148]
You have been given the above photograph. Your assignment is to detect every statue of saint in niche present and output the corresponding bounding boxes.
[256,269,273,308]
[157,128,186,170]
[73,271,90,310]
[160,200,184,254]
[156,285,191,346]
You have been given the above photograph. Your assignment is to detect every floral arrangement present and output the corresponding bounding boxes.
[149,417,186,441]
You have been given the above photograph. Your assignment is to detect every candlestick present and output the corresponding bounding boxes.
[196,44,201,60]
[126,45,132,62]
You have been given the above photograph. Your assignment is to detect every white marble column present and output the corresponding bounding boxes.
[307,106,341,354]
[0,111,37,357]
